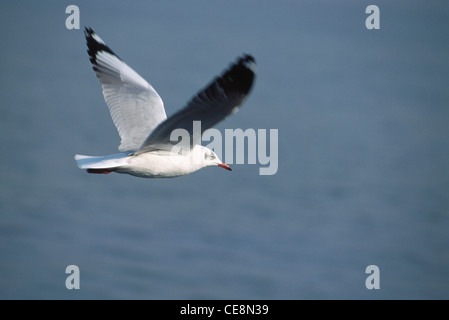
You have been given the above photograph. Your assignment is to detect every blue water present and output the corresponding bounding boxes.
[1,0,448,299]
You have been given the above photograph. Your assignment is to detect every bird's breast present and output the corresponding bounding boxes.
[118,152,204,178]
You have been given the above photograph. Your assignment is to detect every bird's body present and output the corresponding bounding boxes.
[123,150,199,178]
[76,145,224,178]
[75,28,255,178]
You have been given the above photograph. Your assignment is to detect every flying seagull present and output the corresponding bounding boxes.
[75,27,256,178]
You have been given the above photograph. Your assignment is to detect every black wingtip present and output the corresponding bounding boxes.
[84,26,92,34]
[242,54,255,64]
[84,27,121,65]
[221,54,257,96]
[84,27,95,39]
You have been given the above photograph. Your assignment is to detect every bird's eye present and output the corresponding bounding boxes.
[209,153,216,160]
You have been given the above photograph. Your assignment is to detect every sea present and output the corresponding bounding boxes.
[0,0,448,299]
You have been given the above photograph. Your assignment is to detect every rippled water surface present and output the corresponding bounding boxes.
[1,1,448,299]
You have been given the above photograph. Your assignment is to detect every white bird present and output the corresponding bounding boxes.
[75,28,256,178]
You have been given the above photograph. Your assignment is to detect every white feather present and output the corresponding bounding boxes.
[75,153,131,169]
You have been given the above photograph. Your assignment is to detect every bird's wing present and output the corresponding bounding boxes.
[85,28,167,152]
[135,54,256,154]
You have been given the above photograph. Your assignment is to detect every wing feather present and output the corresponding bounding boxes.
[84,28,167,152]
[135,54,256,154]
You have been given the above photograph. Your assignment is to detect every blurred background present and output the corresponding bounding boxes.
[0,0,448,299]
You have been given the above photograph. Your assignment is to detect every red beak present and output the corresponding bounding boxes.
[218,163,232,171]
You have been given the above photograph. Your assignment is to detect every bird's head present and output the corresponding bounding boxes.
[194,145,231,171]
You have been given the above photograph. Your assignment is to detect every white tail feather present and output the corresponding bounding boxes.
[74,152,131,169]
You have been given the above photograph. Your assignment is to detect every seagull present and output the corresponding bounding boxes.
[75,28,256,178]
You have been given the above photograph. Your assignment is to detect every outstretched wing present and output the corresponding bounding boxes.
[135,54,256,154]
[85,27,167,152]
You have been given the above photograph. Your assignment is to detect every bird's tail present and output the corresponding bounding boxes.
[74,152,131,174]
